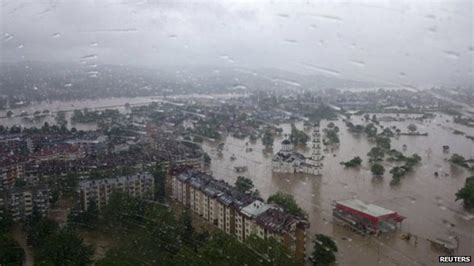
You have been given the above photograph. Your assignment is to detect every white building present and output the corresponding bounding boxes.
[79,172,154,211]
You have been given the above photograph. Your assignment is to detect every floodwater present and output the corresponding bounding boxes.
[0,93,248,130]
[3,96,473,265]
[201,115,474,266]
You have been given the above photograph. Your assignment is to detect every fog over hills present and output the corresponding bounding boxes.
[0,62,375,103]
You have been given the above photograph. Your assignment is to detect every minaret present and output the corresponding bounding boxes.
[309,123,322,176]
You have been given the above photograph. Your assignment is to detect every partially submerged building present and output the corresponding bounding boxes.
[172,170,309,259]
[333,199,405,235]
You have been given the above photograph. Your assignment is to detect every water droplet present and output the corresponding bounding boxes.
[17,44,24,49]
[52,32,61,38]
[64,83,73,87]
[168,34,178,38]
[3,33,14,42]
[399,72,406,77]
[311,14,342,22]
[428,26,437,32]
[443,50,460,59]
[301,63,341,76]
[277,13,289,18]
[82,54,98,60]
[90,42,99,47]
[350,59,365,67]
[33,86,38,90]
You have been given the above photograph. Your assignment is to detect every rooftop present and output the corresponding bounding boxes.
[241,200,272,218]
[336,199,395,218]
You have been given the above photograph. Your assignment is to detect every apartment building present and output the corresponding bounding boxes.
[0,185,49,221]
[0,162,25,189]
[78,172,154,211]
[172,170,308,259]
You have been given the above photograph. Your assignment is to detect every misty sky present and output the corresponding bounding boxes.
[1,0,473,88]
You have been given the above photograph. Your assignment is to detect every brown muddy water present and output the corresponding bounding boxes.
[202,115,474,266]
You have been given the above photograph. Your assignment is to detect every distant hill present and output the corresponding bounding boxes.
[0,62,376,104]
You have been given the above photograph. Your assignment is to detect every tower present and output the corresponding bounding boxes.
[308,123,323,176]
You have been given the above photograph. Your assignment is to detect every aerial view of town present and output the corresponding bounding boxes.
[1,0,473,265]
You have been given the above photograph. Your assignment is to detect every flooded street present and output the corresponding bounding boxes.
[202,116,474,265]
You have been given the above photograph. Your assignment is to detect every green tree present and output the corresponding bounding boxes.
[68,200,99,230]
[0,234,25,266]
[246,235,301,266]
[371,163,385,176]
[312,234,338,266]
[26,217,59,248]
[152,164,166,202]
[179,209,194,246]
[268,192,306,218]
[455,176,474,209]
[343,156,362,167]
[235,176,254,193]
[35,229,94,266]
[262,130,274,147]
[364,123,378,138]
[375,136,391,150]
[450,153,468,168]
[0,210,13,234]
[367,147,384,162]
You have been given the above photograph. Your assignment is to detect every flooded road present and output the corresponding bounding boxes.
[202,116,474,265]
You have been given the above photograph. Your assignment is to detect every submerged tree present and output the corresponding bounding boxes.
[371,163,385,177]
[455,176,474,209]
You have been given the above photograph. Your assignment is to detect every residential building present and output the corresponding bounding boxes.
[0,185,49,221]
[172,170,309,260]
[78,172,154,211]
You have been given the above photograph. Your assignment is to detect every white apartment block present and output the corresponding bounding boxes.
[79,172,154,211]
[171,170,309,260]
[0,185,49,221]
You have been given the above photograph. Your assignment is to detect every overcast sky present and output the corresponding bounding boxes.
[1,0,473,88]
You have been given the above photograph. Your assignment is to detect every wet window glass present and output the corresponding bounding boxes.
[0,0,472,265]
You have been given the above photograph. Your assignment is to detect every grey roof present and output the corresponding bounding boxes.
[241,200,272,218]
[336,199,395,217]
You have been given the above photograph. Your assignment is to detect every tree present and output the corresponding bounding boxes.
[450,153,468,168]
[68,200,99,229]
[343,156,362,167]
[367,147,384,162]
[235,176,254,193]
[6,110,14,118]
[0,210,13,234]
[268,192,306,218]
[455,176,474,209]
[371,163,385,176]
[312,234,338,266]
[152,164,166,202]
[35,229,94,266]
[26,217,59,247]
[407,123,417,133]
[0,234,25,266]
[375,136,391,150]
[290,124,310,146]
[364,123,377,138]
[262,130,274,147]
[180,210,194,242]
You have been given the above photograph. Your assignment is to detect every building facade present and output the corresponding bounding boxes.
[0,185,49,221]
[172,170,308,259]
[78,172,154,211]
